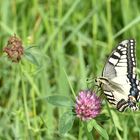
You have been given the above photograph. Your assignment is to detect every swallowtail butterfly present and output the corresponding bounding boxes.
[96,39,140,112]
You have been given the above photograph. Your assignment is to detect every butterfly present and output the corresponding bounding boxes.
[96,39,140,112]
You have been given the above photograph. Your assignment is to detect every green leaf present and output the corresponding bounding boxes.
[87,119,109,140]
[111,110,123,131]
[46,95,74,107]
[24,51,40,66]
[95,114,110,122]
[59,111,75,135]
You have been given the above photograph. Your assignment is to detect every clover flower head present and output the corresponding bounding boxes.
[75,90,101,121]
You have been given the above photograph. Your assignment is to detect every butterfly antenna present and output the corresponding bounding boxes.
[86,77,95,84]
[86,77,97,89]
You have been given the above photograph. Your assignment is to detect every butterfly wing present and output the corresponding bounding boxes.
[101,39,140,111]
[103,39,136,78]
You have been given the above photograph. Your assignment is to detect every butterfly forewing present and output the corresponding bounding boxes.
[103,39,136,78]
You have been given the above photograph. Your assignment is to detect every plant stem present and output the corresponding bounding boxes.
[20,65,30,128]
[78,120,83,140]
[84,122,94,140]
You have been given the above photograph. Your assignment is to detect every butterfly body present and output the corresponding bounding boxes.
[96,39,140,111]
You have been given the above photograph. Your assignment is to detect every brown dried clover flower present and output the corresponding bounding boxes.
[3,35,24,62]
